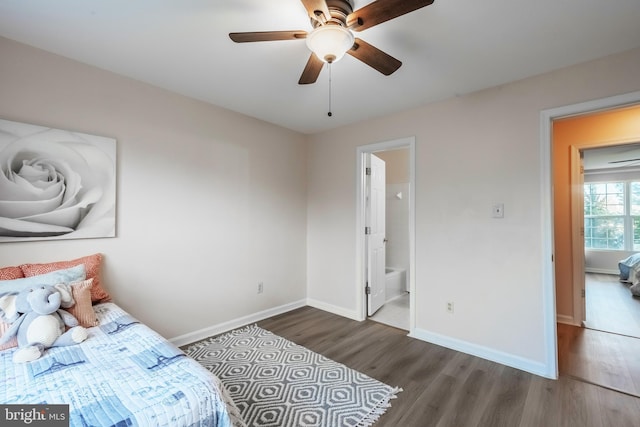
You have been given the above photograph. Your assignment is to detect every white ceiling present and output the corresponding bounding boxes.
[1,0,640,134]
[584,144,640,171]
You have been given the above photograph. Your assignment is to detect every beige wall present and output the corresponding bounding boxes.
[375,148,409,184]
[0,37,308,340]
[306,47,640,375]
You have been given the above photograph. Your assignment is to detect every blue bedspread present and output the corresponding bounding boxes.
[1,303,237,427]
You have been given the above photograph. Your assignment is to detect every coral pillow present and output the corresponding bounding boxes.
[66,279,100,328]
[21,254,111,304]
[0,266,23,281]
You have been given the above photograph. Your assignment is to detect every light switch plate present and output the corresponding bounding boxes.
[492,203,504,218]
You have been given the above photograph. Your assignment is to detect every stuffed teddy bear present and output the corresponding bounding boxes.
[0,284,88,363]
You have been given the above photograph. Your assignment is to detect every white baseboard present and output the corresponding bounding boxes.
[306,298,363,321]
[173,301,559,378]
[170,299,306,347]
[585,268,619,275]
[409,328,554,379]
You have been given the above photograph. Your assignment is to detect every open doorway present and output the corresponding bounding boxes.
[356,137,415,332]
[553,105,640,328]
[368,148,411,329]
[551,99,640,394]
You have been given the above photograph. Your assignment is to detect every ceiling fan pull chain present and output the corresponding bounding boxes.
[328,62,333,117]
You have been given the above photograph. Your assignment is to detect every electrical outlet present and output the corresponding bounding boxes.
[257,282,264,294]
[446,301,454,313]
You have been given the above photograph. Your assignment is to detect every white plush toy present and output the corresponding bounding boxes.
[0,284,87,363]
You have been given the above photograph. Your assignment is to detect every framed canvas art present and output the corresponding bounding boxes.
[0,118,116,242]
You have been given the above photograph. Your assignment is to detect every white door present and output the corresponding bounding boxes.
[366,153,386,316]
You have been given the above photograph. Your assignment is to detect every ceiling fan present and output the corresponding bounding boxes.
[229,0,435,85]
[609,158,640,164]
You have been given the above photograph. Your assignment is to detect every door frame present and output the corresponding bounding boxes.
[541,90,640,379]
[355,136,416,330]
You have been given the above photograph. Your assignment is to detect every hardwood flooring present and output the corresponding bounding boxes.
[584,273,640,338]
[551,273,640,397]
[558,322,640,397]
[256,306,640,427]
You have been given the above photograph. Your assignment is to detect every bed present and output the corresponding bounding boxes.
[0,254,245,427]
[618,253,640,296]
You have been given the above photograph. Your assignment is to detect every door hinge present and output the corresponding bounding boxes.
[365,284,371,295]
[365,226,371,235]
[365,167,372,176]
[581,289,585,298]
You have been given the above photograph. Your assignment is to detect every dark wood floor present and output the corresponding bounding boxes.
[257,306,640,427]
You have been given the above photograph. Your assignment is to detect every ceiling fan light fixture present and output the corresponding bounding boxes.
[306,25,354,63]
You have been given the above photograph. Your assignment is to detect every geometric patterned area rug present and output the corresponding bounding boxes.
[185,325,401,427]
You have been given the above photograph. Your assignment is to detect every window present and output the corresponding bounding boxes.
[584,181,640,251]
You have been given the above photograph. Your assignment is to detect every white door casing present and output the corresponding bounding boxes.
[366,153,386,316]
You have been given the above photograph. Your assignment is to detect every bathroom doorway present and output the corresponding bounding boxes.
[357,137,415,332]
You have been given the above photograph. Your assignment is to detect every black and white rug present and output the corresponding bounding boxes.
[185,325,401,427]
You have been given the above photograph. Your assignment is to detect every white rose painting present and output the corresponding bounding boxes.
[0,119,116,242]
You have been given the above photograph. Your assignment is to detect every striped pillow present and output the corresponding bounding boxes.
[66,279,100,328]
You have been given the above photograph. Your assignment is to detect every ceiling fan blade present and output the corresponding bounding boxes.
[299,53,325,84]
[229,31,307,43]
[300,0,332,23]
[347,0,435,31]
[609,158,640,164]
[347,38,402,76]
